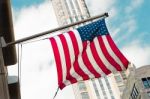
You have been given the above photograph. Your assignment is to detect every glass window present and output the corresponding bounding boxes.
[81,92,89,99]
[130,84,139,99]
[104,77,114,96]
[78,82,87,91]
[142,78,150,88]
[111,96,115,99]
[147,77,150,85]
[98,79,107,97]
[104,77,111,88]
[147,92,150,97]
[98,79,104,90]
[114,75,122,82]
[92,80,100,97]
[120,71,127,80]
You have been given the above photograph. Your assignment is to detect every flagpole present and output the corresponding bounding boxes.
[5,12,108,47]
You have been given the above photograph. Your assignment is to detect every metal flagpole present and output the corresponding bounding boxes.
[6,12,109,47]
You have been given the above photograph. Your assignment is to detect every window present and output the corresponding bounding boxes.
[98,79,107,97]
[142,78,150,89]
[81,92,89,99]
[111,96,115,99]
[147,91,150,97]
[147,77,150,85]
[98,79,104,90]
[130,84,139,99]
[104,77,111,89]
[104,77,114,96]
[120,71,127,80]
[114,75,122,83]
[92,80,100,98]
[78,82,87,91]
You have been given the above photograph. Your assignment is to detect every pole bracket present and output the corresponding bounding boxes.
[0,37,7,48]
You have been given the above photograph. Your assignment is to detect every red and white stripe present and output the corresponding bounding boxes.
[49,30,129,89]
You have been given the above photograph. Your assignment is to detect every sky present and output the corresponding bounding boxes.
[8,0,150,99]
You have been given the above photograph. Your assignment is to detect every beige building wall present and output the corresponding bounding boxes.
[122,65,150,99]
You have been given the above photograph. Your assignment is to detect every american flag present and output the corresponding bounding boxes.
[49,19,129,89]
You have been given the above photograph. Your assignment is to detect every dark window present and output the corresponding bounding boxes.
[147,77,150,85]
[147,91,150,97]
[142,78,150,89]
[130,84,139,99]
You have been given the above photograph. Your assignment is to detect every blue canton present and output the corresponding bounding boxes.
[77,19,109,42]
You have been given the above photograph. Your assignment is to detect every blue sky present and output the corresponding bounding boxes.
[12,0,43,9]
[113,0,150,47]
[10,0,150,99]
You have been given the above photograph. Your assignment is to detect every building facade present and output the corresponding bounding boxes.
[51,0,134,99]
[51,0,90,26]
[122,65,150,99]
[72,63,135,99]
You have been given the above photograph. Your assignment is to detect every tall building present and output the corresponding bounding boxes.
[51,0,90,26]
[51,0,134,99]
[72,63,135,99]
[122,65,150,99]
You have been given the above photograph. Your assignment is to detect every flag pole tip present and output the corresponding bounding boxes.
[105,12,109,17]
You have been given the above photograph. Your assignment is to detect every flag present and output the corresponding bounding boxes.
[49,19,129,89]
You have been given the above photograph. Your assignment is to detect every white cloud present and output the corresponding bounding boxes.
[111,28,121,38]
[85,0,117,18]
[10,1,75,99]
[115,18,137,44]
[14,1,58,40]
[121,41,150,68]
[125,0,144,13]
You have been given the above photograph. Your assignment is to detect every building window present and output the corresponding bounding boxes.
[111,96,115,99]
[98,78,108,98]
[92,80,100,99]
[130,84,139,99]
[142,78,150,89]
[120,71,127,80]
[78,82,87,91]
[104,77,111,89]
[81,92,89,99]
[114,75,122,83]
[147,91,150,97]
[147,77,150,85]
[104,77,114,96]
[98,79,104,90]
